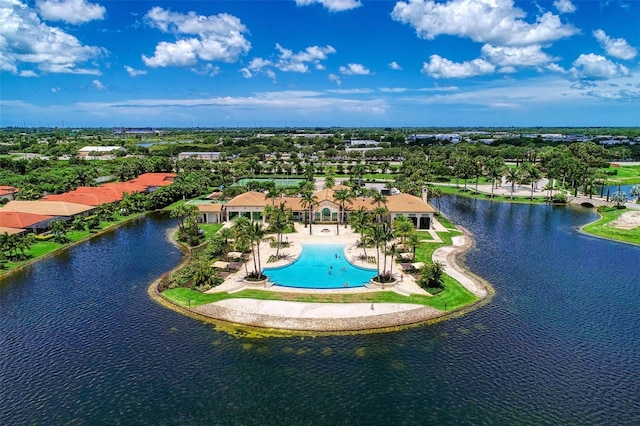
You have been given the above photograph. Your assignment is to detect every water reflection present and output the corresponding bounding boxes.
[1,205,639,425]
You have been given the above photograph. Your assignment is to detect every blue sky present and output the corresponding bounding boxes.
[1,0,639,128]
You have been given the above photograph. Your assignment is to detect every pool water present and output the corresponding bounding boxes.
[265,243,376,289]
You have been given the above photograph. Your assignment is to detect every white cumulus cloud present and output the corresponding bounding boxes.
[275,43,336,72]
[388,61,403,70]
[340,63,370,75]
[37,0,105,24]
[570,53,630,81]
[422,54,495,78]
[593,29,637,61]
[553,0,576,14]
[391,0,577,47]
[142,7,251,67]
[0,0,104,75]
[295,0,362,12]
[481,44,556,68]
[329,73,342,85]
[92,79,106,90]
[124,65,147,77]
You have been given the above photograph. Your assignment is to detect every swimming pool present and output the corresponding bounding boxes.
[265,243,375,289]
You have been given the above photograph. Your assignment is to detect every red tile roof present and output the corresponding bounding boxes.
[101,182,148,195]
[41,193,105,206]
[128,173,176,188]
[0,186,19,196]
[0,211,54,228]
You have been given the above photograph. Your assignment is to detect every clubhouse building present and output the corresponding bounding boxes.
[194,185,436,230]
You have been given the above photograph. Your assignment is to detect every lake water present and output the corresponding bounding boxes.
[1,203,639,425]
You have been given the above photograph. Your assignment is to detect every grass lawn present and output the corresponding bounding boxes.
[162,284,476,311]
[434,184,549,204]
[199,223,224,239]
[582,207,640,245]
[163,200,187,211]
[601,166,640,185]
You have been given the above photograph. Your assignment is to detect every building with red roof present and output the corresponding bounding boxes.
[0,211,54,234]
[0,186,19,201]
[128,173,177,191]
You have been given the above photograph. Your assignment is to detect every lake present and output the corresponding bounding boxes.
[1,202,639,425]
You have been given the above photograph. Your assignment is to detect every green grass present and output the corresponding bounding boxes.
[434,213,456,230]
[162,285,476,311]
[582,207,640,245]
[434,184,549,204]
[600,166,640,184]
[163,199,187,211]
[199,223,224,239]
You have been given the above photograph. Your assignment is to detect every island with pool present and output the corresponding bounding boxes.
[151,183,491,333]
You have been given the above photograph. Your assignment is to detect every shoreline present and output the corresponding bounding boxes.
[0,212,150,281]
[578,209,640,247]
[149,223,494,335]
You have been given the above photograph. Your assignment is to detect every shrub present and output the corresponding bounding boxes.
[417,262,444,290]
[552,193,567,203]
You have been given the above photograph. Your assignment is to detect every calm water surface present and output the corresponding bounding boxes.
[1,204,639,425]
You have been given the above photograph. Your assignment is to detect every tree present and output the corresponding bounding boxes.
[50,219,69,244]
[348,206,372,258]
[300,190,318,235]
[630,185,640,204]
[333,189,353,232]
[264,202,292,258]
[369,223,393,279]
[406,232,422,260]
[370,190,387,223]
[418,261,444,290]
[393,216,414,246]
[523,163,543,200]
[485,157,505,198]
[611,191,627,208]
[386,243,399,279]
[428,186,443,213]
[217,227,234,256]
[505,167,520,199]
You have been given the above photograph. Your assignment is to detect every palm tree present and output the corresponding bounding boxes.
[50,219,69,244]
[264,202,291,258]
[611,191,627,208]
[505,167,520,199]
[348,206,372,258]
[248,222,266,276]
[333,189,353,231]
[217,227,234,256]
[369,223,393,278]
[387,243,399,280]
[406,232,421,260]
[370,190,387,223]
[525,163,543,200]
[485,157,505,198]
[300,190,318,235]
[631,185,640,204]
[170,204,199,232]
[428,186,443,213]
[393,216,414,246]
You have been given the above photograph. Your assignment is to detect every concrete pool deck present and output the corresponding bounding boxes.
[186,220,489,332]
